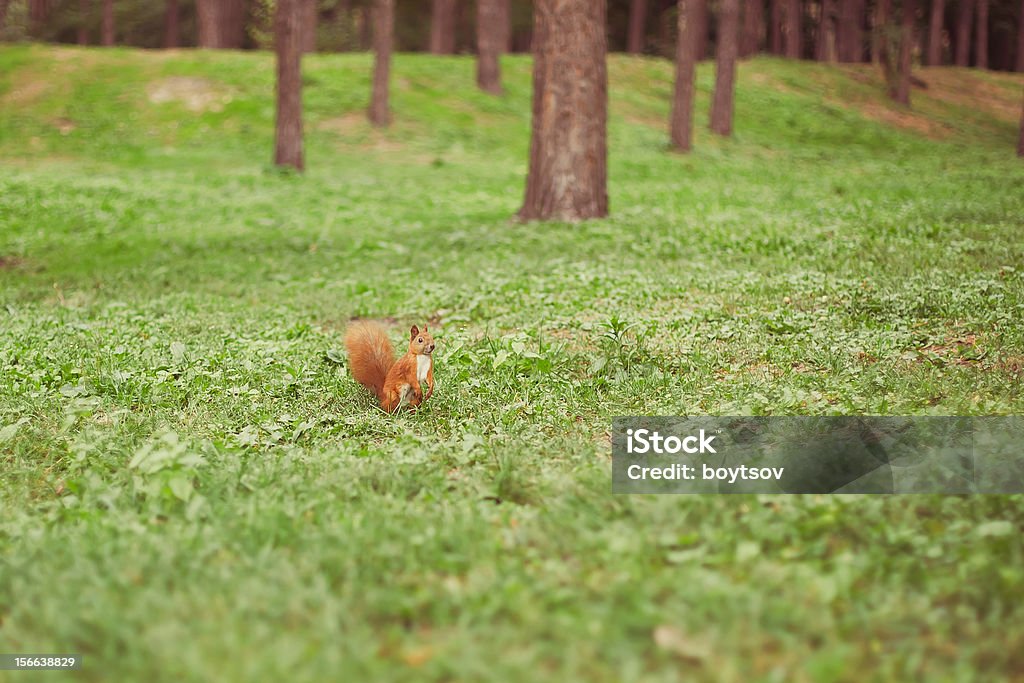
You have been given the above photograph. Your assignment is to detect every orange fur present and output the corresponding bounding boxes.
[344,321,436,412]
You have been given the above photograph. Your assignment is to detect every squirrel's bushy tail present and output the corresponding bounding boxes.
[344,321,396,400]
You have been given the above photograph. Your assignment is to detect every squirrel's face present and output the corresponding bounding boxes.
[409,325,436,355]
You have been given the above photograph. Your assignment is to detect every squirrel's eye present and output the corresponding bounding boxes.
[418,338,423,343]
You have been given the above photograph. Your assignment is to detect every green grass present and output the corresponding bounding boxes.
[1,44,1024,682]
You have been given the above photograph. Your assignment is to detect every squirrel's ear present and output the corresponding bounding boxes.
[410,325,419,339]
[423,325,428,333]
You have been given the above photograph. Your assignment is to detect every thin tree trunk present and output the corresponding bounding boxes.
[954,0,972,65]
[770,0,784,52]
[1017,0,1024,71]
[974,0,987,68]
[627,0,648,52]
[671,0,702,150]
[275,0,304,170]
[477,0,503,93]
[0,0,9,35]
[711,0,740,134]
[894,0,915,104]
[499,0,511,52]
[78,0,90,44]
[101,0,114,45]
[838,0,863,60]
[925,0,943,64]
[1018,94,1024,155]
[817,0,835,60]
[302,0,317,52]
[430,0,457,54]
[872,0,889,62]
[164,0,180,47]
[518,0,607,222]
[741,0,765,57]
[784,0,800,57]
[368,0,393,125]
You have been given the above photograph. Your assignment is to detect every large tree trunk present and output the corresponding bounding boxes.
[101,0,114,45]
[710,0,739,134]
[275,0,304,170]
[671,0,702,150]
[1017,0,1024,72]
[301,0,317,52]
[893,0,915,104]
[784,0,800,57]
[925,0,943,64]
[954,0,972,65]
[973,0,987,68]
[518,0,607,222]
[197,0,246,48]
[627,0,648,52]
[837,0,864,60]
[164,0,180,47]
[368,0,393,125]
[477,0,503,93]
[817,0,836,60]
[770,0,784,52]
[78,0,90,44]
[741,0,764,57]
[429,0,457,54]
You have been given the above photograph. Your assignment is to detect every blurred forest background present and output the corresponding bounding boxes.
[1,0,1022,70]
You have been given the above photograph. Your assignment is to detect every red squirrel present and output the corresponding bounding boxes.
[344,321,435,412]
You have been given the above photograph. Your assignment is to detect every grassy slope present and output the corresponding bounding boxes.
[1,44,1023,682]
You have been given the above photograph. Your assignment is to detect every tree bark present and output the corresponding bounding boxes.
[518,0,607,222]
[275,0,304,170]
[784,0,800,57]
[925,0,943,64]
[893,0,915,104]
[301,0,317,52]
[872,0,890,63]
[368,0,393,125]
[671,0,702,150]
[710,0,739,134]
[627,0,648,52]
[837,0,864,60]
[101,0,114,45]
[770,0,784,52]
[430,0,457,54]
[973,0,987,68]
[741,0,764,57]
[197,0,246,48]
[78,0,90,44]
[694,0,709,59]
[164,0,180,48]
[954,0,972,65]
[817,0,836,60]
[477,0,503,93]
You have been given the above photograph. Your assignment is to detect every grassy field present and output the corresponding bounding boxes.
[1,44,1024,681]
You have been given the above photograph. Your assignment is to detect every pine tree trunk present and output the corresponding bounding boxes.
[784,0,800,57]
[0,0,9,35]
[78,0,90,44]
[477,0,503,93]
[710,0,739,134]
[694,0,709,59]
[872,0,889,62]
[837,0,863,60]
[925,0,943,64]
[368,0,393,125]
[518,0,607,222]
[741,0,764,57]
[954,0,972,65]
[164,0,180,47]
[197,0,246,48]
[817,0,835,60]
[671,0,702,150]
[1017,0,1024,71]
[101,0,114,45]
[894,0,915,104]
[770,0,784,52]
[301,0,317,52]
[275,0,304,170]
[627,0,648,52]
[429,0,457,54]
[973,0,987,68]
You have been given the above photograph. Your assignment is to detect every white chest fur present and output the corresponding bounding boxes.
[416,354,432,385]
